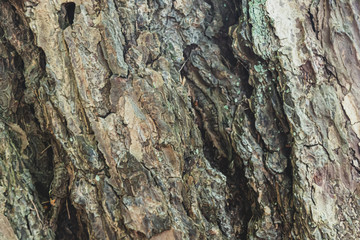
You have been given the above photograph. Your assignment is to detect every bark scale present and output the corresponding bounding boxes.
[0,0,359,239]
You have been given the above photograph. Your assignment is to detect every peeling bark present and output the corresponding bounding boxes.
[0,0,359,239]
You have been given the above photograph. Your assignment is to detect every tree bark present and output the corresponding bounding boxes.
[0,0,359,239]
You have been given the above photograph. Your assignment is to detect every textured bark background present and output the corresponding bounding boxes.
[0,0,359,239]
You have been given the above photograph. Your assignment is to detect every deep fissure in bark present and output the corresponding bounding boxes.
[59,2,76,30]
[2,0,359,239]
[179,1,257,237]
[55,197,86,240]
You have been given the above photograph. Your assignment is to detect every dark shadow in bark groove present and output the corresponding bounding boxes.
[58,2,76,30]
[55,197,87,240]
[180,1,255,236]
[3,31,54,212]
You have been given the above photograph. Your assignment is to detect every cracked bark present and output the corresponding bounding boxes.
[0,0,359,239]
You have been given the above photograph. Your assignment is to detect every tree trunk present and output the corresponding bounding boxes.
[0,0,359,239]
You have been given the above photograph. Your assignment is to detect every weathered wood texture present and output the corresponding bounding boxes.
[0,0,359,239]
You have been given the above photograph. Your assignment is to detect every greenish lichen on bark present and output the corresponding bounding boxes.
[0,0,359,239]
[231,0,360,239]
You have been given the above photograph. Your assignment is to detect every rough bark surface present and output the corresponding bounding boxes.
[0,0,359,239]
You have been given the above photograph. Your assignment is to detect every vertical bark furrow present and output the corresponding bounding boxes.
[231,0,360,239]
[1,0,360,239]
